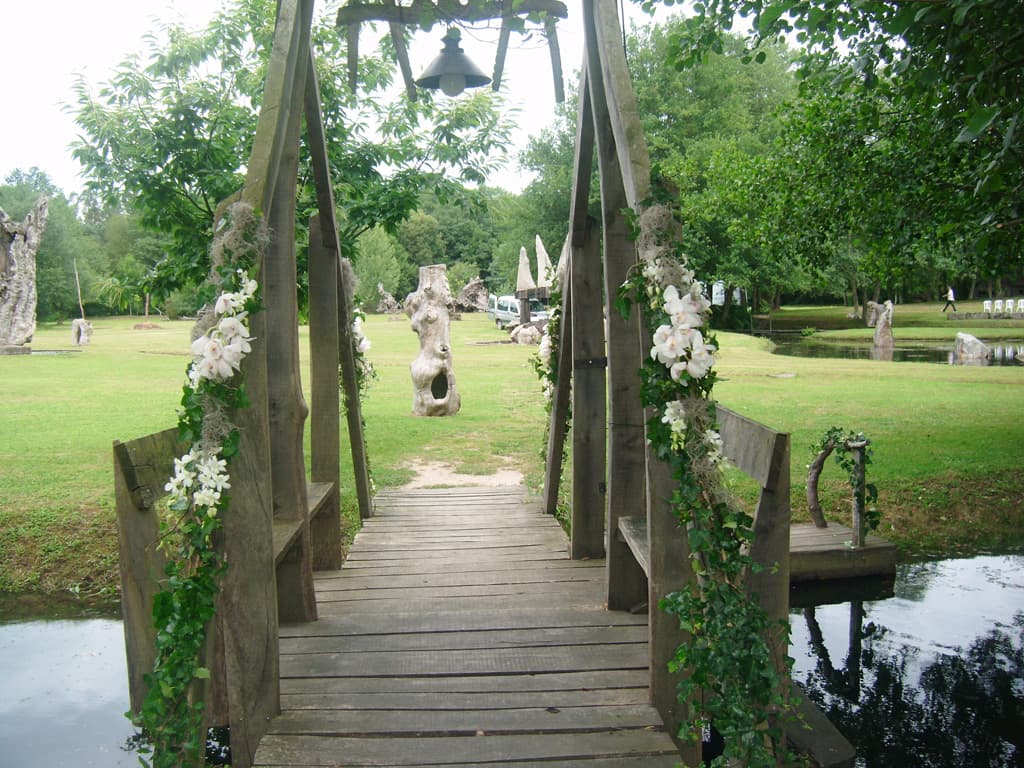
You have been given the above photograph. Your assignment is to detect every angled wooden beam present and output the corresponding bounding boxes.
[491,17,511,92]
[347,22,360,92]
[589,0,652,207]
[336,0,568,27]
[569,67,595,248]
[390,22,418,100]
[545,15,565,103]
[243,0,307,212]
[304,48,375,522]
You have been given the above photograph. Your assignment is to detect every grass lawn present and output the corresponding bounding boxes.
[0,305,1021,601]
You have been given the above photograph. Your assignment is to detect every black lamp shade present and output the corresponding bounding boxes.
[415,28,491,96]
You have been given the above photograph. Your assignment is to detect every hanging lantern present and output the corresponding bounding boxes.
[414,27,491,97]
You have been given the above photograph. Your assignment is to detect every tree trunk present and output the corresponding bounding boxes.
[406,265,460,416]
[848,273,860,320]
[805,440,834,528]
[0,197,48,346]
[73,259,86,321]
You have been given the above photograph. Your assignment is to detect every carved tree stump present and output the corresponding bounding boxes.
[0,197,48,347]
[405,265,460,417]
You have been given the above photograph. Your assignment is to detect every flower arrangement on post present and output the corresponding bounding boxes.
[134,203,266,768]
[350,307,376,399]
[617,204,791,766]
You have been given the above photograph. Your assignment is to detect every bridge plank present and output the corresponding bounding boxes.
[254,486,679,766]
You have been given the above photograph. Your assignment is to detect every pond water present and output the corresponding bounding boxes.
[0,614,138,766]
[2,553,1021,766]
[771,336,1024,366]
[789,552,1024,767]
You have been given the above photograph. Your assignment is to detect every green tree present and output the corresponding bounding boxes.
[71,0,513,302]
[643,0,1024,275]
[352,226,408,308]
[396,211,445,268]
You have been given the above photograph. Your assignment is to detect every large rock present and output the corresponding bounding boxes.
[869,300,894,349]
[954,332,992,362]
[0,197,48,346]
[510,320,546,345]
[376,283,401,314]
[405,265,461,416]
[454,276,489,313]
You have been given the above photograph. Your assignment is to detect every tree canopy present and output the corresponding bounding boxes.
[71,0,514,302]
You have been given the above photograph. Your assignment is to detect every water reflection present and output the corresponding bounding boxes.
[790,554,1024,767]
[772,337,1024,366]
[0,618,139,767]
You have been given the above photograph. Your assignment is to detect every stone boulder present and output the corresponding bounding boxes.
[376,283,401,314]
[454,277,489,313]
[510,320,546,345]
[954,332,991,362]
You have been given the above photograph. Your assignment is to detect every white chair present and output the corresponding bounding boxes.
[1017,299,1024,313]
[993,299,1003,312]
[983,300,993,312]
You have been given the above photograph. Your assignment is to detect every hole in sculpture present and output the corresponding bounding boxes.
[431,372,448,401]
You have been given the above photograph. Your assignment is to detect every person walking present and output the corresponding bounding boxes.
[942,286,957,312]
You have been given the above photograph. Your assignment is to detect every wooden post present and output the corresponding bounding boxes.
[565,67,605,560]
[584,27,648,613]
[847,439,868,547]
[308,213,342,570]
[570,218,606,560]
[304,51,374,521]
[261,0,316,626]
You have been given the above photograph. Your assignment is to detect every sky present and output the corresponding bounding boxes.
[0,0,662,199]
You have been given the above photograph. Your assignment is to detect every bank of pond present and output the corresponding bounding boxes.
[1,551,1020,766]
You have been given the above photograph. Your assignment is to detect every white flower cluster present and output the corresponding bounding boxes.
[164,448,231,515]
[537,330,554,401]
[352,311,374,383]
[352,313,371,354]
[661,400,689,451]
[188,271,257,388]
[646,263,717,382]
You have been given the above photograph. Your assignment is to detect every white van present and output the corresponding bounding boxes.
[486,294,549,329]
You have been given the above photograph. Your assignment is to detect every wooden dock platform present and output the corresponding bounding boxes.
[789,522,898,583]
[255,486,680,767]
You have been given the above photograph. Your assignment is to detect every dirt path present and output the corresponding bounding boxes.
[399,459,524,489]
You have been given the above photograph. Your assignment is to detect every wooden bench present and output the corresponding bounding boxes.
[610,405,855,768]
[114,427,340,721]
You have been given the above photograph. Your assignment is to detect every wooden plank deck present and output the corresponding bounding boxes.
[255,486,680,767]
[789,522,898,583]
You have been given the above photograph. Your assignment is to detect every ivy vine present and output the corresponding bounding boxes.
[616,203,793,766]
[133,203,267,768]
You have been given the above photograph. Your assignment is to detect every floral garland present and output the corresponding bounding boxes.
[618,204,791,766]
[350,307,376,399]
[135,203,265,768]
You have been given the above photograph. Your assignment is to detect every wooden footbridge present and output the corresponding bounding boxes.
[258,486,680,766]
[114,1,865,766]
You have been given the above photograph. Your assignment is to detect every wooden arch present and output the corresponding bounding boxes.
[113,2,839,766]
